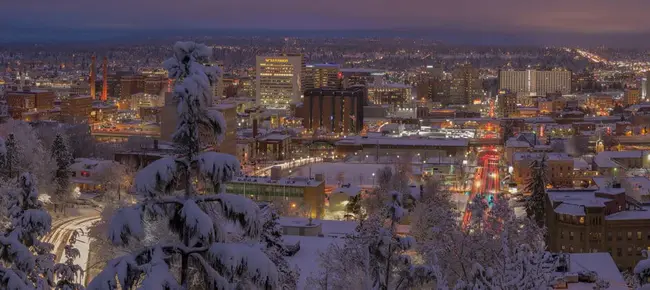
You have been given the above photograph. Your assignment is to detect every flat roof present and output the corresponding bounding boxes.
[230,176,322,187]
[336,136,469,147]
[593,150,644,168]
[513,152,572,161]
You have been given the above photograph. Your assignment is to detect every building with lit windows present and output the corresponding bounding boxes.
[499,69,571,96]
[512,152,574,189]
[339,68,386,88]
[546,176,650,270]
[367,83,412,105]
[449,64,482,105]
[496,91,517,117]
[255,55,303,109]
[624,88,641,106]
[299,86,366,135]
[225,173,325,218]
[303,64,341,90]
[60,95,92,124]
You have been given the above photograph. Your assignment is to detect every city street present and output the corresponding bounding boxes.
[462,146,501,229]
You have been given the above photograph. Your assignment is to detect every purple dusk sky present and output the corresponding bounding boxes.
[3,0,650,33]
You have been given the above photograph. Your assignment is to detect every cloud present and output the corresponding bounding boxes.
[3,0,650,33]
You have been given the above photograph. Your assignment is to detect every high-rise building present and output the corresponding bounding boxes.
[144,74,167,96]
[214,103,237,156]
[255,55,303,109]
[303,64,341,91]
[449,64,482,105]
[213,61,225,101]
[496,91,517,118]
[416,65,448,103]
[642,71,650,100]
[624,88,641,106]
[367,83,412,105]
[60,95,92,124]
[499,69,571,96]
[299,86,366,135]
[90,56,96,99]
[340,68,386,88]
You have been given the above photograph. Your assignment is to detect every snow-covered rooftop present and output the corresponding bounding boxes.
[554,203,585,216]
[605,207,650,221]
[331,185,363,197]
[231,176,322,187]
[505,138,531,148]
[513,152,572,161]
[547,189,609,208]
[279,217,357,237]
[565,253,626,289]
[336,136,469,147]
[593,150,644,169]
[573,158,590,171]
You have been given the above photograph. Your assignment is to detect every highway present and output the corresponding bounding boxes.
[462,146,500,229]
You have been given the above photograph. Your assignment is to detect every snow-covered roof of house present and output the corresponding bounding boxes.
[593,150,644,169]
[573,158,590,171]
[625,176,650,201]
[547,189,609,208]
[565,253,626,289]
[554,203,585,216]
[284,235,341,290]
[605,207,650,221]
[70,158,116,172]
[505,138,531,148]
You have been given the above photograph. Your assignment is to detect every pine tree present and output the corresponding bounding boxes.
[525,155,548,227]
[53,230,85,290]
[0,173,56,289]
[634,250,650,288]
[88,42,277,290]
[51,134,73,203]
[260,205,299,290]
[2,133,18,179]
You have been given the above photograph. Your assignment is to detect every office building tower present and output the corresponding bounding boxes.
[255,55,303,109]
[449,64,482,105]
[214,61,225,101]
[214,103,237,156]
[642,71,650,100]
[367,83,412,105]
[624,88,641,106]
[144,74,167,96]
[300,86,366,135]
[61,95,92,124]
[303,64,341,91]
[90,56,96,99]
[416,65,448,103]
[497,91,517,118]
[499,69,571,96]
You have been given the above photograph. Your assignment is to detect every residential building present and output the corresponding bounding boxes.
[498,69,571,95]
[512,152,574,189]
[300,86,366,135]
[60,95,92,124]
[303,64,341,90]
[546,176,650,270]
[255,55,303,109]
[69,158,120,192]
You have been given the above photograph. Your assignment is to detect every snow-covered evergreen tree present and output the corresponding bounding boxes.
[467,193,489,231]
[0,173,56,289]
[53,230,85,290]
[88,41,277,290]
[260,205,299,290]
[51,133,73,204]
[2,133,17,179]
[525,155,548,227]
[634,250,650,288]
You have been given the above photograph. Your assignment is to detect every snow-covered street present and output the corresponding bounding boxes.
[44,214,100,284]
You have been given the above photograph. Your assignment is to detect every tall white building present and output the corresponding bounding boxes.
[255,55,303,109]
[499,69,571,96]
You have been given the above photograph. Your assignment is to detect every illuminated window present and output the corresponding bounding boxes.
[579,217,584,224]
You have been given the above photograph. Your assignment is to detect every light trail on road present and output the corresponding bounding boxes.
[462,146,501,230]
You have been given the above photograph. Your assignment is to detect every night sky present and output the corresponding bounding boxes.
[3,0,650,45]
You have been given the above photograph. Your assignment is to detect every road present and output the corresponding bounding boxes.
[462,146,500,229]
[44,214,101,285]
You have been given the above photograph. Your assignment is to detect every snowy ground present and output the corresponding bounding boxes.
[43,214,101,286]
[284,235,343,289]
